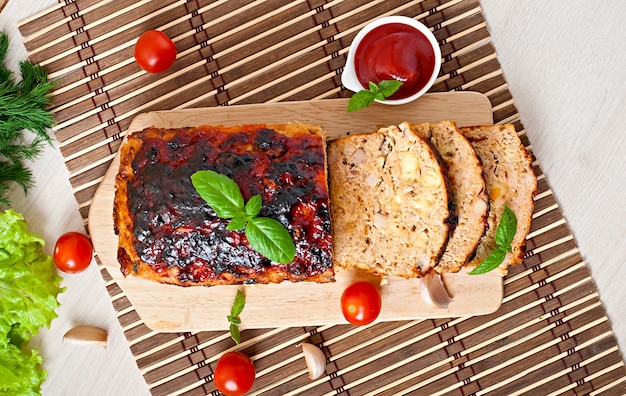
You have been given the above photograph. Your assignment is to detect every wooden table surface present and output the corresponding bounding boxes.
[1,0,624,394]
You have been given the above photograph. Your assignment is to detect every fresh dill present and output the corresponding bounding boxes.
[0,31,55,206]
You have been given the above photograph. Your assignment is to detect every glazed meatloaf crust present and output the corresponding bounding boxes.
[328,124,454,278]
[114,124,333,286]
[405,121,489,273]
[459,124,537,274]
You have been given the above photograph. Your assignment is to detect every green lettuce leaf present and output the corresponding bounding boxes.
[0,341,46,396]
[0,209,64,343]
[0,209,64,394]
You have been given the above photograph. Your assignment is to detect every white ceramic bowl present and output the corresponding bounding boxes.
[342,16,441,105]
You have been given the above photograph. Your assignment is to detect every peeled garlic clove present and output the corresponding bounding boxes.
[301,342,326,380]
[420,272,452,308]
[63,325,108,348]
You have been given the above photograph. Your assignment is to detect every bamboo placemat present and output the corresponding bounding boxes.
[19,0,626,394]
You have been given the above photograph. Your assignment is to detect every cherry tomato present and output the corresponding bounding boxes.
[214,351,256,396]
[134,30,177,73]
[53,232,93,274]
[341,282,382,326]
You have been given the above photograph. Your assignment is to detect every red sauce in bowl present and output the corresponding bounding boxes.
[354,23,437,100]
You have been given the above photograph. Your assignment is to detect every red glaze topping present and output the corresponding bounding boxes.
[355,23,437,100]
[125,125,332,285]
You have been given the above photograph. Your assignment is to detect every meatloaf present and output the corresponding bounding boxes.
[113,124,333,286]
[405,121,489,273]
[459,124,537,274]
[328,123,454,278]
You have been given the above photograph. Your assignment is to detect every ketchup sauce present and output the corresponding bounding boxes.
[354,23,437,100]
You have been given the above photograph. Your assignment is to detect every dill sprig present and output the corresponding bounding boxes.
[0,31,56,206]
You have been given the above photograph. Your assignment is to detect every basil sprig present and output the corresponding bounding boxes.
[227,290,245,344]
[347,80,403,112]
[469,206,518,275]
[191,170,296,264]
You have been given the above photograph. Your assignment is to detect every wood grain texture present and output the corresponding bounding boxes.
[481,0,626,355]
[1,2,151,395]
[9,0,625,394]
[88,94,502,331]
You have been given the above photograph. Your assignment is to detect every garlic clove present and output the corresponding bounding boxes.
[63,325,108,348]
[301,342,326,380]
[420,272,452,308]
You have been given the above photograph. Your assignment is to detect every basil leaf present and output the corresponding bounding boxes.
[245,194,262,217]
[245,217,296,263]
[469,246,507,275]
[378,79,403,97]
[191,170,245,218]
[374,91,386,101]
[347,90,375,112]
[347,80,403,112]
[230,290,245,317]
[227,215,248,231]
[496,206,517,246]
[229,322,241,345]
[192,170,297,265]
[227,290,245,344]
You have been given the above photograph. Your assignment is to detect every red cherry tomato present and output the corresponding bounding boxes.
[134,30,177,73]
[341,282,382,326]
[53,232,93,274]
[214,351,256,396]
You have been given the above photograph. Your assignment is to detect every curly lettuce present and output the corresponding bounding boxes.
[0,342,45,396]
[0,209,64,395]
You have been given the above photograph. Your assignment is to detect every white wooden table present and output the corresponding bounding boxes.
[1,0,624,394]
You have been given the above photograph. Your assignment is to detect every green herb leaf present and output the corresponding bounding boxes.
[378,80,403,97]
[469,205,518,275]
[0,209,65,394]
[0,32,56,206]
[227,215,248,231]
[0,342,46,395]
[227,290,245,344]
[190,170,244,218]
[346,80,403,112]
[469,246,508,275]
[246,217,296,264]
[244,194,262,217]
[229,323,241,345]
[192,170,297,264]
[495,206,517,246]
[230,290,246,317]
[347,90,375,112]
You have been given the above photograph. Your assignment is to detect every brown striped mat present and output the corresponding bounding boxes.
[19,0,626,394]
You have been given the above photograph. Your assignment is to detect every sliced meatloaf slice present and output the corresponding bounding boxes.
[404,121,489,273]
[459,124,537,274]
[328,124,453,278]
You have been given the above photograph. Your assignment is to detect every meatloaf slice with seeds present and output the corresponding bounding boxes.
[459,124,537,274]
[328,124,453,278]
[405,121,489,273]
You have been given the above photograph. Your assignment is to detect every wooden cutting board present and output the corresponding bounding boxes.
[89,92,502,332]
